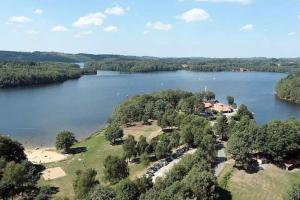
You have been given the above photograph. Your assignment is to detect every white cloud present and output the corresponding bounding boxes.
[103,26,119,32]
[34,9,43,14]
[240,24,254,31]
[146,21,173,31]
[52,25,69,32]
[143,30,150,35]
[105,6,126,16]
[298,15,300,20]
[9,16,31,23]
[73,13,106,28]
[288,32,296,36]
[177,8,210,23]
[74,31,94,38]
[196,0,252,5]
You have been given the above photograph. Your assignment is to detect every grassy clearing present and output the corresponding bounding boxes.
[123,120,162,141]
[40,123,160,199]
[218,162,300,200]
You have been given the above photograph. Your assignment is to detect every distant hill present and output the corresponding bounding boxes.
[1,50,299,64]
[0,51,150,63]
[1,50,300,74]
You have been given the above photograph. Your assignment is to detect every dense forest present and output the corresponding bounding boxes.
[0,61,96,88]
[0,51,151,62]
[1,51,300,74]
[85,58,300,73]
[276,73,300,104]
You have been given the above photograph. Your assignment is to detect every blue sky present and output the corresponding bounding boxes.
[0,0,299,57]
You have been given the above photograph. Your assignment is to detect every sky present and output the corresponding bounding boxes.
[0,0,299,57]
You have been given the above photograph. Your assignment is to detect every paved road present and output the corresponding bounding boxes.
[152,149,197,182]
[214,145,226,176]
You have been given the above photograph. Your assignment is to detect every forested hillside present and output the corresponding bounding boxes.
[276,73,300,104]
[0,51,150,62]
[86,58,300,73]
[1,51,300,74]
[0,61,96,88]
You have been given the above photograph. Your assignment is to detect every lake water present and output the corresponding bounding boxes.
[0,71,299,147]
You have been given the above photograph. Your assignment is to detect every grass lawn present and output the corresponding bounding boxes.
[123,120,162,141]
[218,162,300,200]
[40,122,160,199]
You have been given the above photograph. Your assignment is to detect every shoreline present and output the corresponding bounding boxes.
[275,94,300,105]
[24,127,106,164]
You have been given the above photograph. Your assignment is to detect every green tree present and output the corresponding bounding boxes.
[227,123,257,170]
[214,115,229,140]
[155,135,171,159]
[158,109,178,129]
[136,136,148,155]
[87,185,115,200]
[123,135,137,161]
[226,96,235,105]
[0,160,43,199]
[181,124,194,146]
[140,153,150,166]
[168,131,181,149]
[177,97,196,114]
[184,167,216,200]
[135,176,153,194]
[0,135,26,162]
[288,183,300,200]
[105,123,124,145]
[181,115,211,147]
[103,155,129,183]
[260,119,300,162]
[35,186,57,200]
[205,91,216,101]
[55,131,77,153]
[73,169,99,200]
[115,179,140,200]
[234,104,254,121]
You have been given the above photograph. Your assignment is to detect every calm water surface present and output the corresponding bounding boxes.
[0,71,299,146]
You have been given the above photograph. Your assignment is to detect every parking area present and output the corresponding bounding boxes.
[145,146,196,182]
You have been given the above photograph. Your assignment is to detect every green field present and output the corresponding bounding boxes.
[218,161,300,200]
[40,122,161,199]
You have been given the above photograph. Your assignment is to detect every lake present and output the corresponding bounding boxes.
[0,71,299,147]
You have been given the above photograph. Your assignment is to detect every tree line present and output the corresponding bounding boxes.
[0,61,96,88]
[85,58,300,73]
[276,72,300,104]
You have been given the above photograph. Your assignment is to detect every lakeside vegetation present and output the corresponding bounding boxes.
[0,61,96,88]
[276,73,300,104]
[85,58,300,73]
[1,51,300,73]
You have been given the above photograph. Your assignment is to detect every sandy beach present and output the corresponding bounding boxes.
[25,148,69,164]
